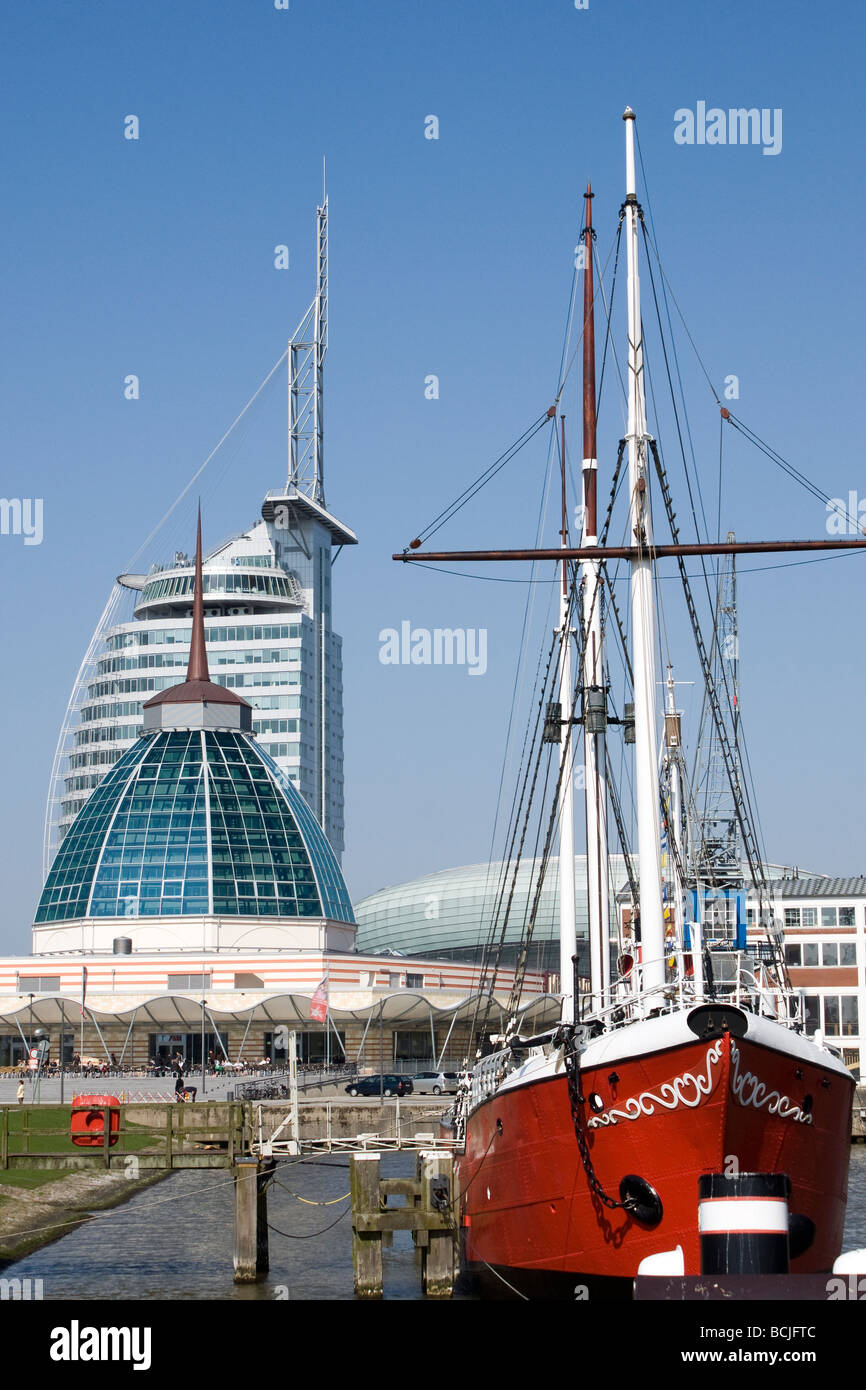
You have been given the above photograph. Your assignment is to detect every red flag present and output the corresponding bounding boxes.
[309,976,328,1022]
[80,966,88,1019]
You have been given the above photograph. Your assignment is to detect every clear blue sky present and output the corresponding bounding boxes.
[1,0,864,952]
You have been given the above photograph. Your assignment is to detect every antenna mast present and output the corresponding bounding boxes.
[690,534,744,939]
[288,179,328,505]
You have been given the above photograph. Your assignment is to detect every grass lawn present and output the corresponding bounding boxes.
[3,1106,161,1156]
[0,1169,65,1191]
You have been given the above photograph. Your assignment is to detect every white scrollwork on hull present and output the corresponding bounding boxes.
[729,1041,813,1125]
[587,1040,725,1128]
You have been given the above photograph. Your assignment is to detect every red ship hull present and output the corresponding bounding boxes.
[457,1015,853,1297]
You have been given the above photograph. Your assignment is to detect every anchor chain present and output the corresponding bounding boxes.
[562,1030,636,1213]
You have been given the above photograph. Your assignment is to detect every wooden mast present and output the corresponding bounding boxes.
[580,184,611,1013]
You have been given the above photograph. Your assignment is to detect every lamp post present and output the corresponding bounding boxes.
[32,1029,48,1104]
[200,998,206,1097]
[28,994,34,1050]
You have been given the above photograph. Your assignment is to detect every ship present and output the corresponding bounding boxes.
[395,108,857,1298]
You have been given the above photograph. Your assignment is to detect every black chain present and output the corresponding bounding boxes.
[562,1030,636,1213]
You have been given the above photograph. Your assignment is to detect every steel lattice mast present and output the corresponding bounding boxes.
[691,535,742,894]
[288,181,328,504]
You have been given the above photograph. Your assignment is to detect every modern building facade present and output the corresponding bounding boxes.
[0,952,551,1072]
[46,193,354,867]
[56,497,355,859]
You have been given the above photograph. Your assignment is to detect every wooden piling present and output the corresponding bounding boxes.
[419,1151,456,1297]
[350,1150,457,1298]
[351,1153,383,1298]
[234,1158,269,1283]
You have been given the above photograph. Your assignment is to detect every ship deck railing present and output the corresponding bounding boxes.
[584,948,800,1035]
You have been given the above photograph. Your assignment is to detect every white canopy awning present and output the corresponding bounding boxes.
[0,990,561,1032]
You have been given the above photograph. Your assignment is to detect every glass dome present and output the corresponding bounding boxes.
[36,729,354,925]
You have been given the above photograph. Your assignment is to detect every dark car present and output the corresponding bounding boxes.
[344,1074,413,1098]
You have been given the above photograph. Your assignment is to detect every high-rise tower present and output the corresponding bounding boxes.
[44,191,356,871]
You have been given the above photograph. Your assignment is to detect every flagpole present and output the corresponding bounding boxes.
[80,966,87,1064]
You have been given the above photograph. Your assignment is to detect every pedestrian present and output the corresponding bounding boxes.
[16,1078,25,1105]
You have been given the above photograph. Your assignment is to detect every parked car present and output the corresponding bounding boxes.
[344,1074,413,1098]
[410,1071,459,1096]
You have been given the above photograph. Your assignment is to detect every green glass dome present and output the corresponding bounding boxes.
[36,729,354,924]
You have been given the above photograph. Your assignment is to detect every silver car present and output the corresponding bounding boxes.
[411,1070,459,1095]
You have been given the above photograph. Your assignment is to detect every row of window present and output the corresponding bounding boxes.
[106,622,304,650]
[69,749,123,769]
[786,942,858,968]
[88,677,177,699]
[785,906,856,928]
[142,573,296,601]
[76,724,142,745]
[221,673,304,689]
[228,555,284,569]
[83,702,145,723]
[98,650,300,674]
[77,683,307,717]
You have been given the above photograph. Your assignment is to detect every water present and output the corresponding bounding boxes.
[4,1153,436,1301]
[6,1149,866,1300]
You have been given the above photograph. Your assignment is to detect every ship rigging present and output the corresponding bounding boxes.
[392,108,860,1297]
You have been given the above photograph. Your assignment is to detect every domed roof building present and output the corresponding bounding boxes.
[34,513,354,957]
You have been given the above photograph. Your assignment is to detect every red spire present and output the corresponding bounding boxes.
[142,505,250,712]
[187,504,210,683]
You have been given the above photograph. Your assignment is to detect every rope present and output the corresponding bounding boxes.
[124,348,290,571]
[273,1178,349,1206]
[268,1206,350,1240]
[726,412,861,529]
[479,1259,530,1300]
[406,411,553,548]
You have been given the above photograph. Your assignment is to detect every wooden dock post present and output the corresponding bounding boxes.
[234,1158,269,1283]
[350,1150,457,1298]
[419,1151,456,1297]
[351,1153,383,1298]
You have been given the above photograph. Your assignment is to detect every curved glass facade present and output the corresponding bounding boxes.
[36,730,354,925]
[354,859,814,968]
[139,570,300,605]
[354,858,632,970]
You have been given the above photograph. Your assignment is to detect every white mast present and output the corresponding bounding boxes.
[558,416,578,1024]
[580,185,610,1014]
[664,666,684,950]
[623,108,665,995]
